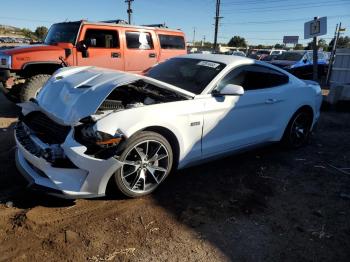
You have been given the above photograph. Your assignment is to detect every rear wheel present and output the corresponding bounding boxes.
[282,109,313,148]
[114,131,173,198]
[19,74,51,102]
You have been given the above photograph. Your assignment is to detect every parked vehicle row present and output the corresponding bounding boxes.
[268,51,329,79]
[0,36,31,44]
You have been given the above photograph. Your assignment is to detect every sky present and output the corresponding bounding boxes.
[1,0,349,46]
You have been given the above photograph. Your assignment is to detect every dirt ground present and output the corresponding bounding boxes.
[0,92,349,262]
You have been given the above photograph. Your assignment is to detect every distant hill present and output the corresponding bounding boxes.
[0,24,30,39]
[1,24,48,41]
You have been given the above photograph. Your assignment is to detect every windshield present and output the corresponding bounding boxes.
[146,58,226,94]
[44,23,80,45]
[277,52,303,61]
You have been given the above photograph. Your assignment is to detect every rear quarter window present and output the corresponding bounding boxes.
[159,34,185,49]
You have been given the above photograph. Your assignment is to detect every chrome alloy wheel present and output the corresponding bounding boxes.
[121,140,170,194]
[289,112,312,147]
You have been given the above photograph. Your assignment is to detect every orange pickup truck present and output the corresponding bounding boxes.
[0,20,186,101]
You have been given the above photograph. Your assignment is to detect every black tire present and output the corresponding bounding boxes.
[19,74,51,102]
[113,131,173,198]
[282,109,313,148]
[5,83,23,103]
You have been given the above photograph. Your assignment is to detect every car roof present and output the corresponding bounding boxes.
[53,21,183,33]
[178,53,255,65]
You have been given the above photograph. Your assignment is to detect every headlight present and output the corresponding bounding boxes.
[0,54,11,69]
[80,125,124,148]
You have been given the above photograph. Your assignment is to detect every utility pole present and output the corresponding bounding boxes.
[312,16,319,81]
[125,0,134,24]
[213,0,222,53]
[192,27,196,46]
[326,22,342,85]
[202,35,206,47]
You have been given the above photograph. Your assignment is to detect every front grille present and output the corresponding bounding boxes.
[22,111,71,144]
[15,123,42,157]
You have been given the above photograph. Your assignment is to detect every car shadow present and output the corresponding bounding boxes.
[150,143,286,260]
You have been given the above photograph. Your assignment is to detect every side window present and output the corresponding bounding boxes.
[126,31,154,50]
[218,65,289,91]
[159,34,185,49]
[217,67,247,91]
[84,29,119,48]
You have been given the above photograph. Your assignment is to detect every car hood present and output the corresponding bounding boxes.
[37,66,194,125]
[1,44,64,55]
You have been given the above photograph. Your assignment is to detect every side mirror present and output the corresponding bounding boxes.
[213,84,244,96]
[76,40,89,58]
[76,40,88,51]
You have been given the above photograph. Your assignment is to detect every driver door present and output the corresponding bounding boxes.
[201,65,289,158]
[76,27,124,71]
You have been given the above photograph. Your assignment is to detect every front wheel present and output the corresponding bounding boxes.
[282,109,313,148]
[114,131,173,198]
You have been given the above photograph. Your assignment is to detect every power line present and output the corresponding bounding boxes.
[0,16,55,23]
[221,14,350,25]
[222,0,348,12]
[221,0,340,6]
[222,1,350,14]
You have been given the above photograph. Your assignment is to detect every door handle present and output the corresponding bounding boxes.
[111,52,121,58]
[149,53,156,58]
[265,98,277,104]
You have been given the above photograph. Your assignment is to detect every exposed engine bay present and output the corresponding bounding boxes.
[98,80,186,112]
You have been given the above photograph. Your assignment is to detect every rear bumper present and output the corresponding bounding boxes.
[15,123,123,199]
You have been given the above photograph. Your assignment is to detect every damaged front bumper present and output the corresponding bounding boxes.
[15,122,123,199]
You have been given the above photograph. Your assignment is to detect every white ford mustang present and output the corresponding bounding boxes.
[15,54,322,198]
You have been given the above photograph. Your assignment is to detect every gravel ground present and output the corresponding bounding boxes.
[0,92,349,262]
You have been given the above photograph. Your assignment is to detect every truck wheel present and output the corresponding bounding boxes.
[19,74,51,102]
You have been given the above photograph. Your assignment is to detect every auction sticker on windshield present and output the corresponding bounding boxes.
[197,61,220,68]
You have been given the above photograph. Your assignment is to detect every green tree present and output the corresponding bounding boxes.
[34,26,48,41]
[305,38,329,51]
[274,43,284,49]
[328,36,350,50]
[318,38,328,51]
[227,36,247,47]
[21,28,35,39]
[294,43,304,50]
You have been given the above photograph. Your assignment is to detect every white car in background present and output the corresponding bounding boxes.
[15,54,322,198]
[270,49,285,56]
